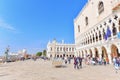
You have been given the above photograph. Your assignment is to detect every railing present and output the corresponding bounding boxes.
[77,34,119,50]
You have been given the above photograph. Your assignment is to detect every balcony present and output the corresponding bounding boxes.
[112,0,120,11]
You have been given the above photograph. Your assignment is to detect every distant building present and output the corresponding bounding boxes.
[18,49,27,57]
[47,39,75,58]
[74,0,120,63]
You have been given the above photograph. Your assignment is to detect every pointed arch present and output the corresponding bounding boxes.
[111,44,120,59]
[95,48,99,58]
[101,46,109,63]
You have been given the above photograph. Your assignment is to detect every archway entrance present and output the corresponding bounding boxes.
[82,51,84,58]
[95,48,99,58]
[66,55,68,57]
[57,55,59,58]
[102,46,109,63]
[63,54,65,57]
[89,49,92,57]
[60,55,62,58]
[72,55,74,58]
[111,44,120,59]
[85,50,88,57]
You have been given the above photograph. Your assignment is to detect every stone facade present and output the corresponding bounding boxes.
[74,0,120,63]
[47,39,75,58]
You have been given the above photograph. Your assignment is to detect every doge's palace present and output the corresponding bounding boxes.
[74,0,120,63]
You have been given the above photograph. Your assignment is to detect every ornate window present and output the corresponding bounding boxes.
[88,37,89,44]
[112,23,117,36]
[119,19,120,32]
[60,47,62,51]
[63,47,65,51]
[51,47,52,51]
[103,29,105,39]
[96,33,98,42]
[99,31,102,40]
[78,25,80,32]
[69,48,71,51]
[72,48,74,51]
[90,36,92,43]
[93,34,95,42]
[85,17,88,26]
[57,47,59,51]
[86,39,87,44]
[98,1,104,14]
[103,31,106,40]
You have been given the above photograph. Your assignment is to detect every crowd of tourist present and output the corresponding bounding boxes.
[73,55,120,73]
[113,57,120,73]
[58,54,120,74]
[73,57,82,69]
[83,56,109,66]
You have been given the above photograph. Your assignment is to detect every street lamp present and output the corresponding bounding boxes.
[5,45,10,62]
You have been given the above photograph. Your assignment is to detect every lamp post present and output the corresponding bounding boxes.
[5,45,10,63]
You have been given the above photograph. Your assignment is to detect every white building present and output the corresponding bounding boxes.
[47,39,75,58]
[18,49,27,56]
[74,0,120,63]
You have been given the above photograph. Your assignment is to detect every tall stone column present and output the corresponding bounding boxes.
[92,54,95,58]
[99,54,102,59]
[107,49,112,64]
[91,48,95,58]
[98,47,102,58]
[108,54,112,64]
[83,50,86,58]
[87,49,90,55]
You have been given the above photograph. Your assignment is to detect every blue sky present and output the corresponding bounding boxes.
[0,0,87,55]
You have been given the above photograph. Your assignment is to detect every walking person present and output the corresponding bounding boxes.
[74,57,79,69]
[68,57,71,64]
[118,57,120,68]
[103,58,106,66]
[64,56,67,64]
[113,57,116,66]
[114,57,119,73]
[78,57,82,68]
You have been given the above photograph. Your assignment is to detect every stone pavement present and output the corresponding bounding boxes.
[0,59,120,80]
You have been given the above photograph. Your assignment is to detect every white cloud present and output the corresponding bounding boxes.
[0,19,16,31]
